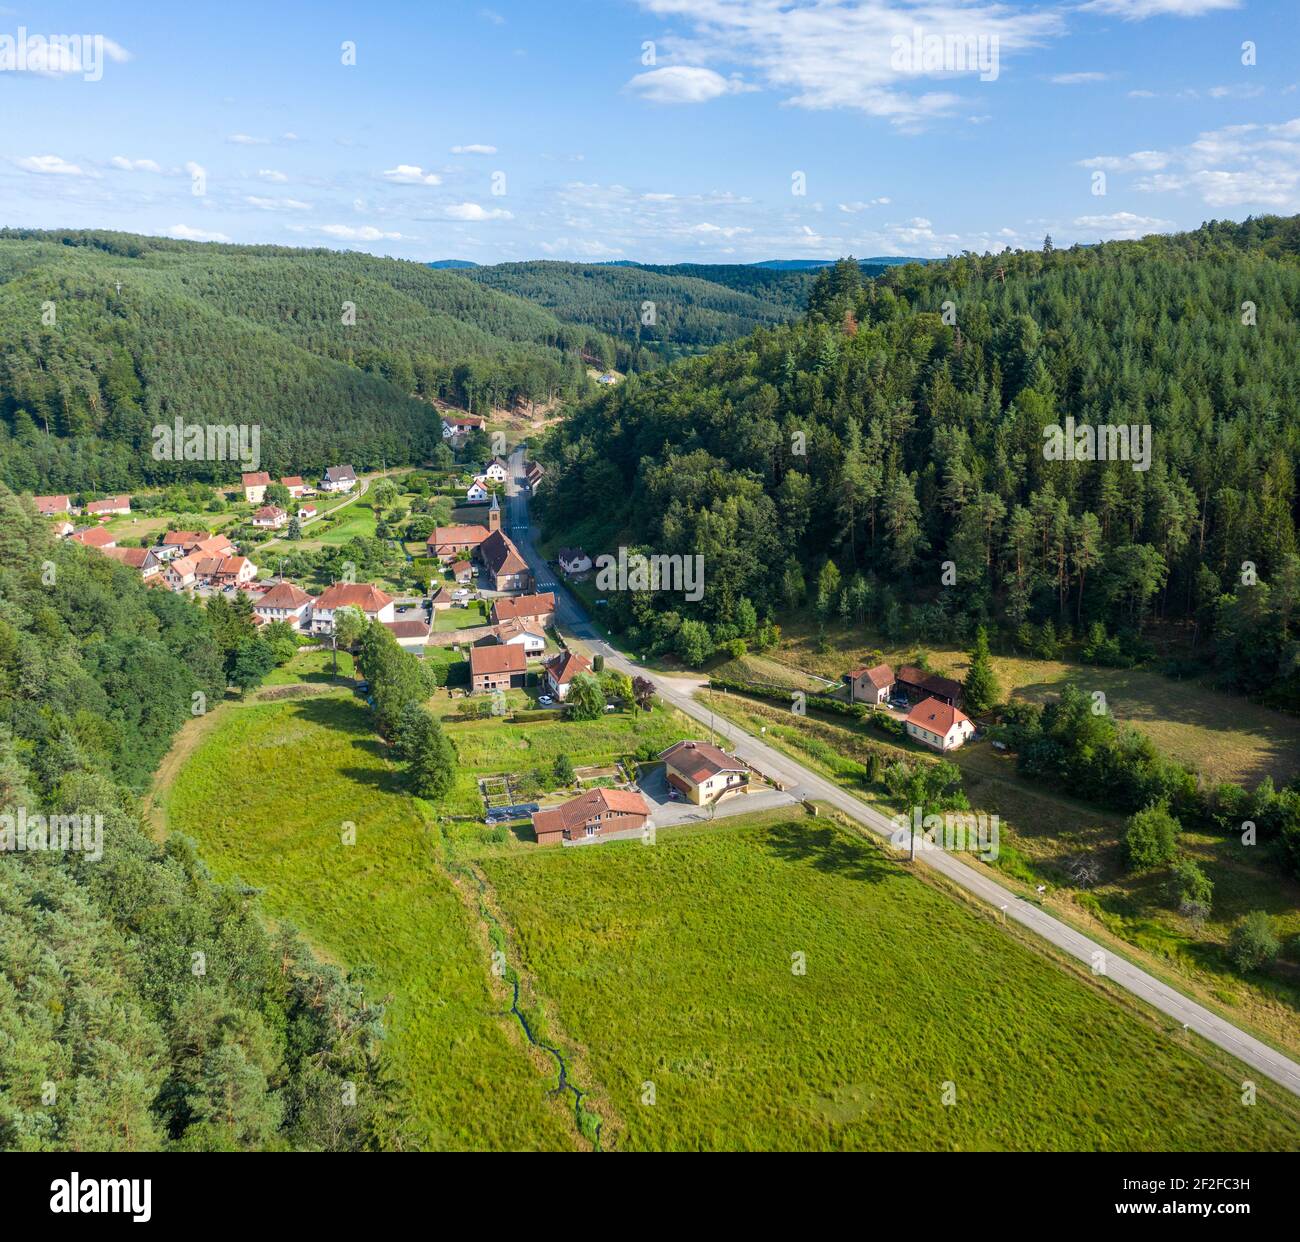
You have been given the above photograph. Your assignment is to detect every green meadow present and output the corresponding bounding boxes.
[481,815,1300,1151]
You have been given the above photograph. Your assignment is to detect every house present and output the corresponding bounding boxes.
[85,494,131,518]
[896,665,963,707]
[242,471,272,504]
[490,592,555,631]
[49,518,75,539]
[557,547,592,577]
[310,582,395,634]
[155,530,207,561]
[382,618,431,651]
[466,477,490,502]
[847,662,895,706]
[492,618,546,656]
[478,531,531,593]
[429,586,456,611]
[659,740,750,806]
[543,650,592,701]
[71,526,116,550]
[197,555,257,588]
[427,524,490,561]
[252,505,288,529]
[469,642,526,694]
[482,458,508,484]
[320,465,357,493]
[103,546,161,578]
[596,372,618,385]
[905,697,975,753]
[163,554,201,591]
[531,787,651,846]
[34,494,71,516]
[191,534,238,560]
[451,559,473,583]
[254,581,315,628]
[524,461,544,490]
[297,504,317,522]
[441,413,485,441]
[280,476,307,497]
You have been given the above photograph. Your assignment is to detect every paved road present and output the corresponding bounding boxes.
[504,447,1300,1099]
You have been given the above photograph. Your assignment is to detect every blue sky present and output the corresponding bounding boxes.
[1,0,1297,263]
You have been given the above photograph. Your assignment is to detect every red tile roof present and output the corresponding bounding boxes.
[532,787,650,839]
[256,582,313,609]
[242,471,271,486]
[897,665,963,702]
[848,662,894,689]
[383,619,431,641]
[33,494,70,515]
[72,527,116,548]
[428,524,489,550]
[491,592,555,624]
[479,530,528,580]
[905,697,971,736]
[545,650,591,685]
[469,644,527,677]
[314,582,393,614]
[659,740,746,783]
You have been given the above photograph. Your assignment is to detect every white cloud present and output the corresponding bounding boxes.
[445,202,513,221]
[319,224,405,241]
[382,164,441,185]
[1085,117,1300,210]
[169,224,231,242]
[228,133,270,145]
[1080,0,1239,17]
[451,144,498,155]
[839,198,890,212]
[110,155,162,173]
[1072,211,1174,238]
[1050,72,1109,85]
[14,154,92,177]
[244,195,312,212]
[257,169,288,182]
[625,65,756,105]
[633,0,1064,128]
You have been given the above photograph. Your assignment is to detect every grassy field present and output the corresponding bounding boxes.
[161,691,581,1151]
[698,688,1300,1060]
[770,615,1300,788]
[481,813,1300,1151]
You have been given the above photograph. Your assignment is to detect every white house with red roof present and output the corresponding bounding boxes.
[543,650,591,701]
[242,471,271,504]
[254,581,315,628]
[33,494,72,516]
[310,582,395,634]
[659,740,750,806]
[905,698,975,753]
[252,504,288,529]
[847,662,895,705]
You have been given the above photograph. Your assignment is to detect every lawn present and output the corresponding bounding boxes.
[481,813,1300,1151]
[768,615,1300,789]
[434,601,490,631]
[161,691,581,1151]
[698,688,1300,1060]
[263,646,355,685]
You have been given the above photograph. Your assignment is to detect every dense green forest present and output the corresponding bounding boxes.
[536,216,1300,706]
[459,259,809,361]
[0,485,398,1150]
[0,229,612,492]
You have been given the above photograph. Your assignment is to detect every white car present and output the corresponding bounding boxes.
[538,695,554,706]
[451,588,469,600]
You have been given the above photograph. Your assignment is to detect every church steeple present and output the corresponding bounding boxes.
[488,489,501,533]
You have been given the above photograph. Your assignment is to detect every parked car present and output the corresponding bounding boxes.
[538,694,554,706]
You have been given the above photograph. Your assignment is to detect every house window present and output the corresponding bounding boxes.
[585,823,598,837]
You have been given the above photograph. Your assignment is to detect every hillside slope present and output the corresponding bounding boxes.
[0,230,609,491]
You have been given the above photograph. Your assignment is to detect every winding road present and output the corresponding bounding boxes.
[505,444,1300,1100]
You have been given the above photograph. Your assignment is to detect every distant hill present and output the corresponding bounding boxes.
[750,256,928,270]
[456,259,807,359]
[0,229,614,491]
[427,259,480,269]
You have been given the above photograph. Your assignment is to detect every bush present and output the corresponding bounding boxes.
[1123,803,1179,872]
[1228,911,1280,973]
[1166,857,1213,923]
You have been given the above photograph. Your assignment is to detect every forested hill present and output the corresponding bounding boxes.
[0,229,613,493]
[457,259,818,361]
[536,215,1300,703]
[0,485,397,1149]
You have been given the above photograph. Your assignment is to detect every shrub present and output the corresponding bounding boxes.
[1123,803,1179,872]
[1166,857,1213,924]
[1228,911,1280,973]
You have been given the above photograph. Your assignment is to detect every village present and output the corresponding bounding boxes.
[35,426,771,852]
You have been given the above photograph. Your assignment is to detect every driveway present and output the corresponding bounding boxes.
[636,763,799,827]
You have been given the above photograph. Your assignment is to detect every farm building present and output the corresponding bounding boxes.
[531,787,651,846]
